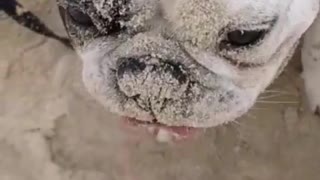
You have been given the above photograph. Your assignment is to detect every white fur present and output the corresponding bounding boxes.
[60,0,320,127]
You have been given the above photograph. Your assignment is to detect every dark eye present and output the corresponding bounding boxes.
[67,7,94,27]
[226,30,266,47]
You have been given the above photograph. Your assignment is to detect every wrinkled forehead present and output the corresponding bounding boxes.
[86,0,286,19]
[89,0,285,9]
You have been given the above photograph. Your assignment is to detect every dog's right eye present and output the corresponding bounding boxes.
[226,30,266,47]
[67,7,94,27]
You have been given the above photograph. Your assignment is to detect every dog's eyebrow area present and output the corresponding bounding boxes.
[225,0,280,26]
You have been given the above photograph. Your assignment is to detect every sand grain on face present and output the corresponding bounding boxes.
[1,0,320,180]
[168,0,227,49]
[70,0,319,127]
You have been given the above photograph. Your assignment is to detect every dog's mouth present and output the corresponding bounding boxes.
[122,117,202,142]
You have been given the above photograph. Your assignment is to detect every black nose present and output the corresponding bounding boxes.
[117,57,147,79]
[116,56,189,104]
[117,57,187,84]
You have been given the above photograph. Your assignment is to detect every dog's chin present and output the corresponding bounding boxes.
[112,91,255,143]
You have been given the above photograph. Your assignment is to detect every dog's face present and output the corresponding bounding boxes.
[57,0,318,129]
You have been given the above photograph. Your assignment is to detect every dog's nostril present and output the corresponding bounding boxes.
[116,56,190,107]
[117,57,146,79]
[163,61,188,84]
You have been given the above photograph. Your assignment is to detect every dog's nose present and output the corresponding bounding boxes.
[116,56,189,110]
[117,57,187,83]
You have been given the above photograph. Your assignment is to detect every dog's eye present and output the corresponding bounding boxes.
[67,7,94,27]
[226,30,266,47]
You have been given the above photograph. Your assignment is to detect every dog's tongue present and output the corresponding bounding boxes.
[122,117,200,142]
[161,126,197,137]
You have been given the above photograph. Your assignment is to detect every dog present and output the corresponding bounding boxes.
[56,0,320,139]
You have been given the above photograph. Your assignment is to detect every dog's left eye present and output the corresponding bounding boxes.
[225,30,266,47]
[67,7,94,27]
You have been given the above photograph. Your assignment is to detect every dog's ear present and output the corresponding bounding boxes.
[301,11,320,115]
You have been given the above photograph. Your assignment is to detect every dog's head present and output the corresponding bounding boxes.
[57,0,318,131]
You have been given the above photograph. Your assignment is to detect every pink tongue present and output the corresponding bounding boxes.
[161,126,198,137]
[122,117,199,139]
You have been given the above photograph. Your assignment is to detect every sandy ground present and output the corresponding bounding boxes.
[1,1,320,180]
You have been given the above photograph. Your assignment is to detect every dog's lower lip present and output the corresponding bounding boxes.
[122,117,201,140]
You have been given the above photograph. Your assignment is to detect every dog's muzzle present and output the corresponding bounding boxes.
[116,56,190,113]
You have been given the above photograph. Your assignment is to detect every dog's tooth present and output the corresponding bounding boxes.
[147,126,157,134]
[156,128,173,143]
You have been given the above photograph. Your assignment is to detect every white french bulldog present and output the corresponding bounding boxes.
[56,0,320,138]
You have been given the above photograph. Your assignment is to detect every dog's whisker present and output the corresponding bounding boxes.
[263,89,285,93]
[256,100,299,104]
[243,112,257,120]
[263,89,295,95]
[250,107,270,110]
[258,94,286,100]
[233,119,241,125]
[258,94,297,100]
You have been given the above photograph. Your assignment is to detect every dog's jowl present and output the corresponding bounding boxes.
[56,0,320,139]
